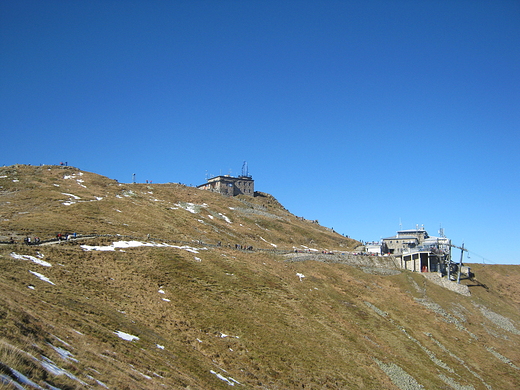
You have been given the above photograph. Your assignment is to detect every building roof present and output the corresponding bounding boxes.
[382,235,419,241]
[206,175,253,182]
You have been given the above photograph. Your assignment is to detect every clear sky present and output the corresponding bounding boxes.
[1,1,519,264]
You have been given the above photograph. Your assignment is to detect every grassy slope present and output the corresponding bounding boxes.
[0,165,357,251]
[0,165,519,389]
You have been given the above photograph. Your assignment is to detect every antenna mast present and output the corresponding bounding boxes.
[242,161,249,177]
[439,225,445,238]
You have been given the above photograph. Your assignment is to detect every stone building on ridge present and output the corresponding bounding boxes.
[197,174,254,197]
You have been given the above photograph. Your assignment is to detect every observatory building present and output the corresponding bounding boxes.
[197,163,254,197]
[381,226,451,272]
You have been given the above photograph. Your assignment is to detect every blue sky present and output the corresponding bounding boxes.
[1,1,519,264]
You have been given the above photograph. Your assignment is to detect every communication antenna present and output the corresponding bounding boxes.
[439,225,445,238]
[242,161,249,177]
[399,218,402,231]
[132,173,136,184]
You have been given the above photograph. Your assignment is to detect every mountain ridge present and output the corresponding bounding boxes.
[1,164,519,389]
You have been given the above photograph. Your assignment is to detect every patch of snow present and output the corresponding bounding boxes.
[156,344,165,350]
[158,289,165,294]
[48,344,78,363]
[122,190,136,197]
[301,245,319,252]
[259,237,277,247]
[210,370,241,386]
[114,331,139,341]
[162,298,170,302]
[296,273,305,282]
[7,367,44,389]
[12,179,19,182]
[129,366,151,379]
[53,336,71,347]
[116,209,122,212]
[53,184,60,187]
[29,271,55,285]
[81,240,207,254]
[11,252,52,267]
[81,244,116,252]
[86,376,109,389]
[208,214,214,219]
[28,285,35,290]
[63,173,82,180]
[174,202,201,214]
[194,257,201,262]
[175,245,205,253]
[40,356,87,385]
[219,213,232,223]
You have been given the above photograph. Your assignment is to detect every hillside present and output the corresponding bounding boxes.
[0,165,357,251]
[1,164,519,389]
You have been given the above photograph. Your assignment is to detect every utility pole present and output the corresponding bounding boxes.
[457,243,465,284]
[132,173,136,184]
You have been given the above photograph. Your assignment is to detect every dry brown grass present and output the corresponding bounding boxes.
[0,164,357,252]
[1,165,520,389]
